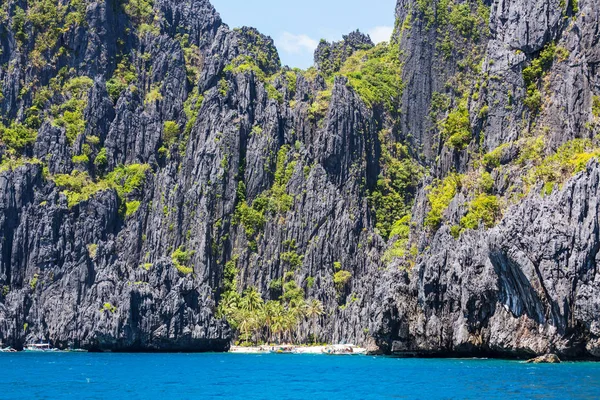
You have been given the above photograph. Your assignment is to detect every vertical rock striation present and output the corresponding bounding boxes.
[0,0,598,358]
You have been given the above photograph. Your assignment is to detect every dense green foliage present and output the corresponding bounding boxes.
[525,139,600,195]
[87,243,98,259]
[224,55,284,103]
[52,163,150,208]
[53,170,111,207]
[516,136,545,165]
[145,84,163,105]
[106,164,151,198]
[338,42,403,113]
[220,288,324,345]
[10,0,87,67]
[333,270,352,292]
[460,194,500,230]
[125,200,141,216]
[219,257,323,345]
[280,240,303,270]
[233,27,281,75]
[52,76,94,144]
[0,122,37,154]
[29,274,39,290]
[163,121,180,144]
[106,60,137,103]
[316,37,373,77]
[224,55,268,79]
[223,257,240,294]
[0,157,43,175]
[307,40,403,123]
[94,148,108,169]
[72,154,89,164]
[593,96,600,118]
[308,90,332,122]
[101,302,117,313]
[172,247,193,274]
[370,134,423,239]
[442,100,472,149]
[425,167,500,234]
[424,173,462,230]
[382,215,418,267]
[447,3,481,39]
[123,0,155,25]
[235,201,266,240]
[482,143,510,169]
[183,88,204,136]
[415,0,490,40]
[472,137,600,235]
[522,43,557,113]
[269,145,296,213]
[234,146,296,249]
[177,34,202,84]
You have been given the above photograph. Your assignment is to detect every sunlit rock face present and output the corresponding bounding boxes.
[0,0,599,358]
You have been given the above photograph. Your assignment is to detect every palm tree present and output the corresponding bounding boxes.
[305,299,324,344]
[272,315,285,344]
[282,309,299,343]
[263,301,280,343]
[219,292,241,328]
[240,287,263,312]
[287,298,306,342]
[238,310,253,344]
[238,288,265,344]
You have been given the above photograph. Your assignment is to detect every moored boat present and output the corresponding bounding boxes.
[270,346,295,354]
[24,343,58,352]
[0,347,17,353]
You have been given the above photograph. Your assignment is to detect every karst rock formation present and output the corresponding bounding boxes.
[0,0,599,358]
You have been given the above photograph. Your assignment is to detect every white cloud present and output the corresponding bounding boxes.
[276,32,319,55]
[368,26,394,44]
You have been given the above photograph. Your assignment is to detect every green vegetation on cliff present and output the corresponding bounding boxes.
[370,132,423,239]
[106,60,137,103]
[460,194,500,230]
[338,42,403,113]
[425,173,462,230]
[524,139,600,195]
[234,146,297,249]
[52,76,94,144]
[52,163,150,208]
[172,247,194,275]
[592,96,600,118]
[441,99,472,149]
[0,122,37,154]
[522,43,558,113]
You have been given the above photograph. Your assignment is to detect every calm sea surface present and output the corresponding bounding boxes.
[0,352,598,399]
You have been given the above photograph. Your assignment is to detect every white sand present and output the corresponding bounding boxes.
[229,344,367,354]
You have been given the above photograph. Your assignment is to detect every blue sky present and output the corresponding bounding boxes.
[210,0,397,69]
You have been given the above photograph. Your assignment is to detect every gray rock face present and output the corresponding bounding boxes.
[369,0,600,359]
[372,161,600,358]
[314,30,374,76]
[0,0,598,359]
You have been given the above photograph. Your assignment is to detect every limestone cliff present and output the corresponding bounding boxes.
[0,0,598,358]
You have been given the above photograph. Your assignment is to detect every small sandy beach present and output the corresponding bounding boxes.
[229,344,368,354]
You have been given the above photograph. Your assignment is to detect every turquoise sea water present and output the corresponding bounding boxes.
[0,353,599,399]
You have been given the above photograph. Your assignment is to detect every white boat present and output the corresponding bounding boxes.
[24,343,58,352]
[0,347,17,353]
[270,345,295,354]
